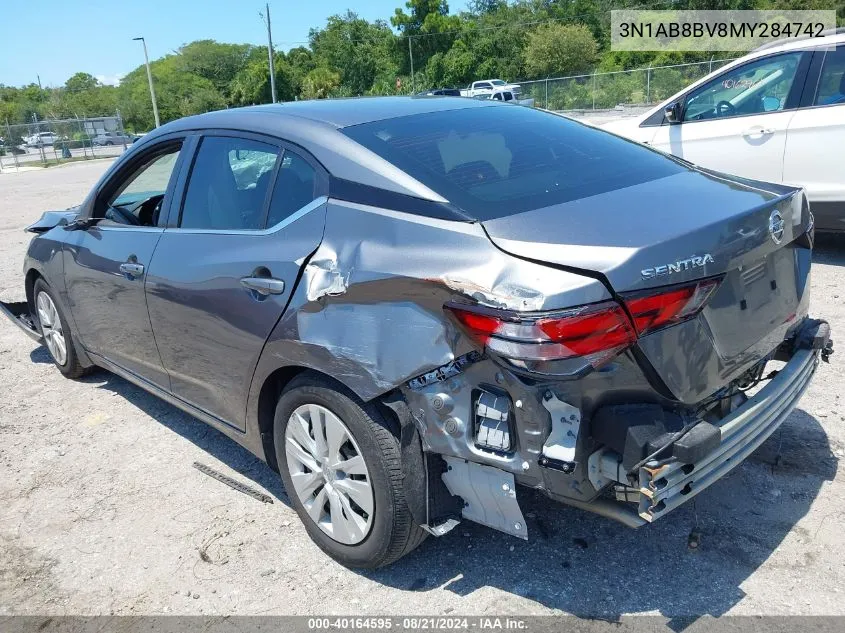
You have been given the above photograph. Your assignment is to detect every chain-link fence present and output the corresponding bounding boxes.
[0,114,135,172]
[518,58,738,113]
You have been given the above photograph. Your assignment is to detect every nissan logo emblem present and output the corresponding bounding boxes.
[769,210,785,244]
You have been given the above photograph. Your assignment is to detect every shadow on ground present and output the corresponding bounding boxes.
[59,366,836,619]
[813,233,845,267]
[72,367,290,504]
[363,408,835,618]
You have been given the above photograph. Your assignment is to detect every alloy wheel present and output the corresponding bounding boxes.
[284,403,374,545]
[36,291,67,366]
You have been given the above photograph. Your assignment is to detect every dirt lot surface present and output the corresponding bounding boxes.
[2,161,845,617]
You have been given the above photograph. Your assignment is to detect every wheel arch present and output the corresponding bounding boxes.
[256,364,308,472]
[253,362,408,473]
[25,267,43,312]
[26,266,96,371]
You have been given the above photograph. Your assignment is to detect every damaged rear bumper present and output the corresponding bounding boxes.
[0,300,42,343]
[589,322,828,526]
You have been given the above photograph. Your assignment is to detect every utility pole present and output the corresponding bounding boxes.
[133,37,161,128]
[408,36,414,94]
[37,75,42,89]
[263,3,278,103]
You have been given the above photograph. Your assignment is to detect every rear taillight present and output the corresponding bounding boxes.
[623,278,721,336]
[445,278,721,369]
[445,300,635,368]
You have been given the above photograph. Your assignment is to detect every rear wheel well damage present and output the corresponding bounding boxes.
[257,365,403,470]
[257,365,307,471]
[257,365,457,533]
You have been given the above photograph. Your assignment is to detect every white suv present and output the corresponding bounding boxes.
[604,32,845,231]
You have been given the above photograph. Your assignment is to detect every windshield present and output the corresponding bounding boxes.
[342,106,686,220]
[490,79,506,86]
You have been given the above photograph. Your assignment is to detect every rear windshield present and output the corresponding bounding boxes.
[342,105,687,220]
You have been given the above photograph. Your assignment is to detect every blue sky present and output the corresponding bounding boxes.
[0,0,469,88]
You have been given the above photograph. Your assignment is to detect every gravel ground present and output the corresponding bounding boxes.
[1,161,845,617]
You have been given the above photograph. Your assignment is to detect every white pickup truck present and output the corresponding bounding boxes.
[471,86,535,108]
[460,79,521,98]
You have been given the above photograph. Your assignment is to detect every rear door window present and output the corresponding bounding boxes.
[180,136,280,230]
[266,150,318,227]
[814,45,845,105]
[342,105,685,220]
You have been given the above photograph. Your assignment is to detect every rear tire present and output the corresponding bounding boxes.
[274,373,426,568]
[33,278,87,379]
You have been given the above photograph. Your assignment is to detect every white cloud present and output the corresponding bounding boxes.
[96,73,125,87]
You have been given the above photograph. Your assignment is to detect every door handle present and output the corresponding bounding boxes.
[119,262,145,278]
[741,126,775,138]
[240,277,285,296]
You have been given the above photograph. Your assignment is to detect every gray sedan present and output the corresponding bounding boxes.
[1,97,831,568]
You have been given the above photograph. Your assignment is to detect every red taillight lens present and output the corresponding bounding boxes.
[445,278,721,368]
[446,301,636,367]
[536,303,636,355]
[623,278,721,336]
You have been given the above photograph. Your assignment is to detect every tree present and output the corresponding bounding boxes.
[229,50,295,105]
[300,67,341,100]
[64,72,99,93]
[177,40,256,98]
[466,0,506,16]
[523,23,599,79]
[392,0,462,74]
[118,55,225,131]
[286,46,317,96]
[310,12,398,96]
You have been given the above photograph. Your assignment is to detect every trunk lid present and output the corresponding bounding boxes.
[482,169,812,403]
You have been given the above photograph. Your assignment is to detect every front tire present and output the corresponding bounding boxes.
[274,373,426,568]
[33,278,86,378]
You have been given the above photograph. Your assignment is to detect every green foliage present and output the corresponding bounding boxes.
[7,0,834,126]
[64,73,99,93]
[310,12,398,96]
[176,40,257,98]
[300,67,342,99]
[392,0,463,73]
[523,23,599,79]
[118,55,226,130]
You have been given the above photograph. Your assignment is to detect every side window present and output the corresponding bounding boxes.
[104,146,181,226]
[180,136,280,231]
[503,91,514,102]
[683,52,803,121]
[814,46,845,106]
[492,93,503,101]
[265,149,318,228]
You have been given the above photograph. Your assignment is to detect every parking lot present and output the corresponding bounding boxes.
[1,160,845,617]
[0,144,127,171]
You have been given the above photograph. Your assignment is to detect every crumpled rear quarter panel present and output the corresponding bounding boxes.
[247,198,609,428]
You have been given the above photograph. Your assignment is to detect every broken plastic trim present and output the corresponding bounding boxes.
[193,462,274,504]
[407,350,483,390]
[0,300,43,343]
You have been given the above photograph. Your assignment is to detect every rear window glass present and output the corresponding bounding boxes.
[342,106,687,220]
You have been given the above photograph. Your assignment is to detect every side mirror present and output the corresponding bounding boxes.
[664,101,682,123]
[761,96,780,112]
[64,217,100,231]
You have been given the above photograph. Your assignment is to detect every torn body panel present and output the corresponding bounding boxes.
[248,199,610,406]
[244,196,827,540]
